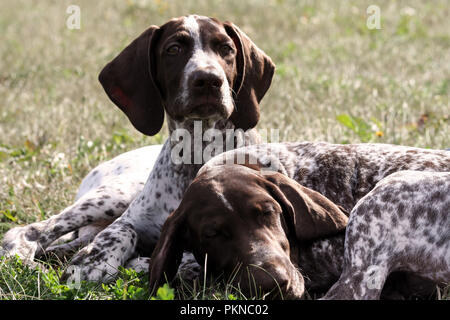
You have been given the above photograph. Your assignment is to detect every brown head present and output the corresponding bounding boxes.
[98,15,275,135]
[148,165,348,299]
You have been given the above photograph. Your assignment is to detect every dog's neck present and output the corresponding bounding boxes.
[167,116,236,141]
[296,233,345,294]
[166,116,261,172]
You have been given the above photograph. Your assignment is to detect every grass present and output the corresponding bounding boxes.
[0,0,449,299]
[0,255,273,300]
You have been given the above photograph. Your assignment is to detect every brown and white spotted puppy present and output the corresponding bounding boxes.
[149,164,348,299]
[322,170,449,300]
[0,15,275,282]
[148,142,449,299]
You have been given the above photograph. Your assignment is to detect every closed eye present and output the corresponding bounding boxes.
[256,202,280,216]
[202,227,231,240]
[203,228,219,239]
[219,44,234,56]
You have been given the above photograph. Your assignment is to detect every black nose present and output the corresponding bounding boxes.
[189,70,223,91]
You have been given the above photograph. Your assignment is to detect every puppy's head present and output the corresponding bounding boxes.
[149,165,348,299]
[99,15,275,135]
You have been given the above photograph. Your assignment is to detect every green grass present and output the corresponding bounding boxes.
[0,0,449,299]
[0,255,274,300]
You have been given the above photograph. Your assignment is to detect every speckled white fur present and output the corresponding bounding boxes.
[323,171,450,300]
[1,145,161,262]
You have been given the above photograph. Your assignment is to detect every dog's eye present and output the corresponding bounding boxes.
[219,44,233,56]
[166,44,182,55]
[259,203,278,215]
[203,228,219,239]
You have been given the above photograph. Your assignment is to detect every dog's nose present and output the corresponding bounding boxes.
[189,70,223,91]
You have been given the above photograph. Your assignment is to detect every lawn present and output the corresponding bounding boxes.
[0,0,448,299]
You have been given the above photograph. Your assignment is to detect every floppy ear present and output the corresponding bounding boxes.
[98,26,164,136]
[223,22,275,131]
[148,208,186,293]
[265,173,348,241]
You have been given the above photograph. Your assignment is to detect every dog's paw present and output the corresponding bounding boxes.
[124,257,151,274]
[61,245,120,283]
[176,252,202,283]
[1,226,42,263]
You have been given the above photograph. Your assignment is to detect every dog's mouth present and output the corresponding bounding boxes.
[172,97,229,124]
[283,269,305,300]
[169,87,235,125]
[224,261,305,300]
[187,102,225,120]
[259,272,305,300]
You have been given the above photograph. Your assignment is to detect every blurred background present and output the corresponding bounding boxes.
[0,0,449,232]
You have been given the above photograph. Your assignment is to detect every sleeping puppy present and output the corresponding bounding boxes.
[148,168,450,299]
[148,164,349,299]
[148,141,449,299]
